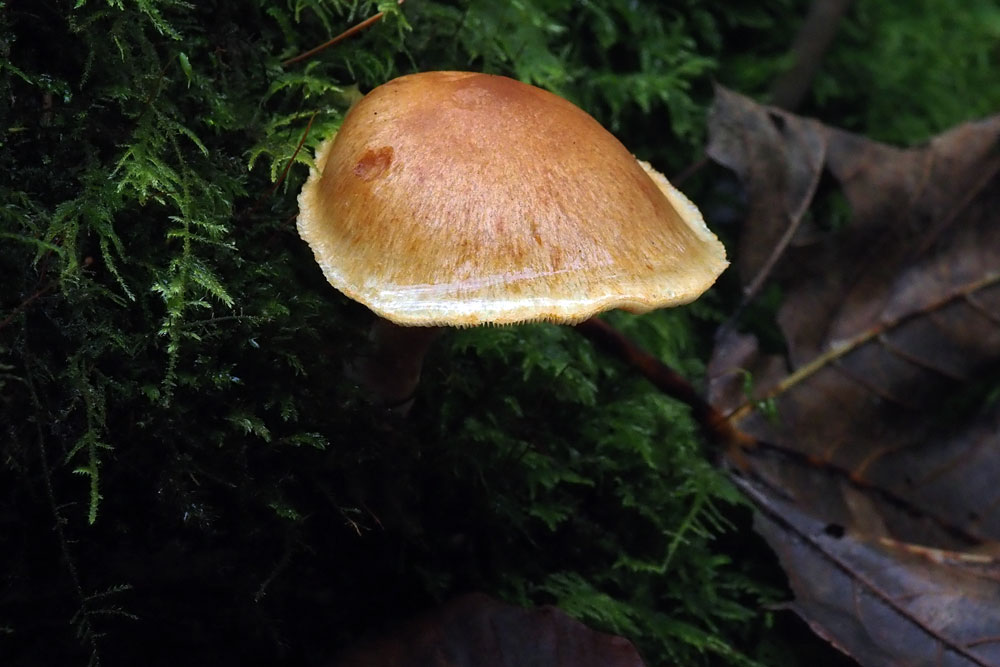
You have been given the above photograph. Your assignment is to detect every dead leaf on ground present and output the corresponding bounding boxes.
[734,474,1000,667]
[334,592,646,667]
[706,86,1000,666]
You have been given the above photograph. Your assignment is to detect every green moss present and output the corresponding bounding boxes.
[817,0,1000,143]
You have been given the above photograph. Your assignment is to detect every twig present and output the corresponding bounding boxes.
[282,0,405,67]
[679,1,851,190]
[0,253,96,334]
[0,282,55,333]
[254,538,294,603]
[768,0,856,111]
[575,317,757,455]
[244,111,317,224]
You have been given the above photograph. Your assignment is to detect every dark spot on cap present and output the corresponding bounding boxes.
[353,146,394,181]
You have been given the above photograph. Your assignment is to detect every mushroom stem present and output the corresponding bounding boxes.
[356,319,442,412]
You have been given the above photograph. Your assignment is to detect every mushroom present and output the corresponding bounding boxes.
[297,71,727,410]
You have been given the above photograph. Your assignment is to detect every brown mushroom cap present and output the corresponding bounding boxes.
[297,71,727,326]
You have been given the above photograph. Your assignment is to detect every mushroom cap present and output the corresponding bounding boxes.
[297,71,727,326]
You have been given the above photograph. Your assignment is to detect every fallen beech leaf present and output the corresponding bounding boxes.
[734,474,1000,667]
[334,593,646,667]
[706,87,1000,664]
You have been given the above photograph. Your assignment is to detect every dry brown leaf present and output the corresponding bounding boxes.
[735,474,1000,667]
[334,593,646,667]
[706,87,1000,665]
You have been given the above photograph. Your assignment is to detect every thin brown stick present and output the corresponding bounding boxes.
[245,111,317,226]
[282,0,405,67]
[575,317,757,454]
[277,112,317,187]
[0,249,97,333]
[0,282,55,333]
[768,0,856,111]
